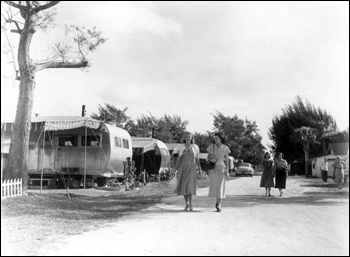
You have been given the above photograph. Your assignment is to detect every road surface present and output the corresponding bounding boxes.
[38,175,349,256]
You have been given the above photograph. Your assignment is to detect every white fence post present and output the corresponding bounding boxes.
[1,178,23,199]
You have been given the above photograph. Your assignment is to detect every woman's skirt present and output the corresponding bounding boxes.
[260,170,274,188]
[174,161,197,195]
[208,162,226,199]
[275,168,286,189]
[334,169,344,186]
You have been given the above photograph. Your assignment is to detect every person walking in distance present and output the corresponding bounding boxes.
[274,152,288,196]
[260,152,274,196]
[320,158,329,182]
[332,156,348,190]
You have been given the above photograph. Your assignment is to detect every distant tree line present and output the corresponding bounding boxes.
[91,104,266,165]
[92,96,349,175]
[268,95,349,176]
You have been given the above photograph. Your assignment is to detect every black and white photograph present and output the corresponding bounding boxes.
[1,1,349,256]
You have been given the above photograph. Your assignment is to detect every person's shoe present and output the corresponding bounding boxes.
[268,194,271,197]
[184,204,189,211]
[217,207,221,212]
[215,203,218,210]
[189,204,193,211]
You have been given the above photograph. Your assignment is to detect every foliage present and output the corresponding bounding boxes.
[211,110,266,165]
[193,132,213,153]
[291,126,320,176]
[268,95,339,162]
[292,126,320,150]
[129,113,189,143]
[90,103,131,128]
[322,129,349,144]
[156,114,188,143]
[90,105,189,142]
[129,113,157,137]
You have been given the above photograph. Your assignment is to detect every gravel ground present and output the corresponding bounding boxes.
[30,174,349,256]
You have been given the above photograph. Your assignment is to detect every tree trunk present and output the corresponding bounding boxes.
[5,14,35,193]
[304,148,310,177]
[6,76,35,192]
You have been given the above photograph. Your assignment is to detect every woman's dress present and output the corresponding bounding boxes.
[333,162,345,187]
[274,159,288,189]
[260,159,274,188]
[174,147,198,195]
[207,144,231,199]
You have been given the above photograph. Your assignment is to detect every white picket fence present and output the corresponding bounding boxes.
[1,178,23,199]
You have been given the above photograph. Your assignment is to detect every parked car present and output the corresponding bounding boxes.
[235,163,255,177]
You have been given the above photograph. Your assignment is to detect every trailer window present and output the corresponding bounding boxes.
[82,135,100,147]
[59,136,78,147]
[123,139,129,149]
[115,137,122,148]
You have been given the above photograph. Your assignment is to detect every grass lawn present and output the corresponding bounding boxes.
[1,182,175,256]
[1,175,216,255]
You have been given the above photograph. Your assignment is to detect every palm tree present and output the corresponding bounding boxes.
[293,126,320,177]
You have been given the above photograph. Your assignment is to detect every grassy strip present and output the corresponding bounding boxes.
[1,183,175,256]
[1,176,219,255]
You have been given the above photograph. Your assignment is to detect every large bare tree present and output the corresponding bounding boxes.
[1,1,107,192]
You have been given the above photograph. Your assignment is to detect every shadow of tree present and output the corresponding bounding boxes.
[155,180,349,213]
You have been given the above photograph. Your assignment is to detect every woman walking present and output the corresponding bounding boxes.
[332,156,348,190]
[274,152,288,196]
[207,132,231,212]
[174,132,201,211]
[260,152,274,196]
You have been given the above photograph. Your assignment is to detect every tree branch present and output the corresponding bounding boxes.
[1,25,20,79]
[36,60,89,72]
[33,1,60,13]
[10,29,21,34]
[3,1,28,11]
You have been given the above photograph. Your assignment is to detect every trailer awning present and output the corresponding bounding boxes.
[44,119,100,131]
[131,139,156,153]
[1,116,102,132]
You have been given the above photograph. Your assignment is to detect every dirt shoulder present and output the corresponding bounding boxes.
[32,175,349,256]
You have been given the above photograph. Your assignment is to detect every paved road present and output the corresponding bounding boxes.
[38,175,349,256]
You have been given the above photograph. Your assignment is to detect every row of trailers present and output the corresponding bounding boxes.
[1,116,170,189]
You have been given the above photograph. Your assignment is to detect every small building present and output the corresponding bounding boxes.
[311,143,349,177]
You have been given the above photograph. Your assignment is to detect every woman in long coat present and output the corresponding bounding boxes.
[207,132,231,212]
[260,152,274,196]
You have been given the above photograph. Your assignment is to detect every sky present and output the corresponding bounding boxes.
[1,1,349,149]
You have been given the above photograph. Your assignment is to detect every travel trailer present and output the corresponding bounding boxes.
[1,116,132,187]
[131,137,170,175]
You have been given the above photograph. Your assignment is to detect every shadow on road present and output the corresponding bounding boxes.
[156,182,349,213]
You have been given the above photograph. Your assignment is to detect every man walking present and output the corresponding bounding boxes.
[320,158,329,182]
